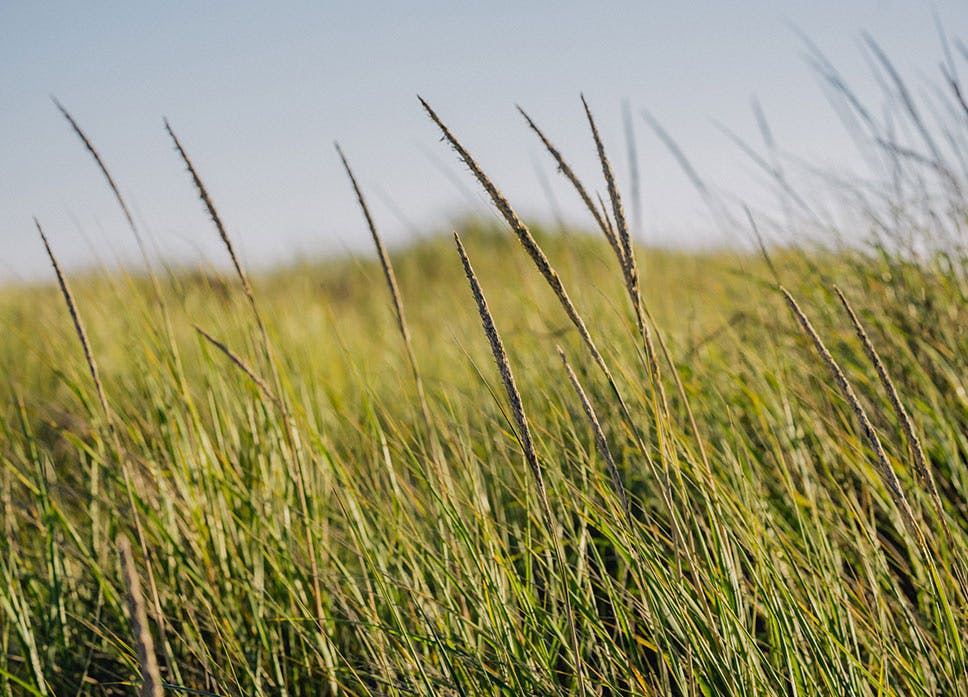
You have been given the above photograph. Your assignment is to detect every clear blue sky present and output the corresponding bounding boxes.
[1,1,965,281]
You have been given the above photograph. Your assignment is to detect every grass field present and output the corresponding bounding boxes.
[3,89,968,695]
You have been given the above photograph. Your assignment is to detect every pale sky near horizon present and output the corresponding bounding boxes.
[2,1,966,282]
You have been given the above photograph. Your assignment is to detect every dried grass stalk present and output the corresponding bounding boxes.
[36,219,111,421]
[335,143,431,425]
[194,325,280,408]
[517,105,624,264]
[454,233,543,487]
[164,120,258,314]
[118,534,164,697]
[581,95,639,304]
[583,97,669,416]
[833,288,938,499]
[834,287,966,594]
[52,98,149,261]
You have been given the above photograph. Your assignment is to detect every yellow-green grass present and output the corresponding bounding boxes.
[2,219,966,695]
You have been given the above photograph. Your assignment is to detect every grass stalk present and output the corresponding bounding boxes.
[780,287,920,539]
[193,325,281,408]
[454,231,587,695]
[51,98,151,266]
[334,143,433,429]
[419,98,646,452]
[118,535,164,697]
[556,345,631,525]
[581,96,639,305]
[36,220,110,421]
[517,105,624,265]
[581,97,669,415]
[833,286,967,596]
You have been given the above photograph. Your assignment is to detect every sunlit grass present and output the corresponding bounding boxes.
[3,37,968,693]
[2,219,966,695]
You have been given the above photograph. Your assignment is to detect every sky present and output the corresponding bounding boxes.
[1,1,966,281]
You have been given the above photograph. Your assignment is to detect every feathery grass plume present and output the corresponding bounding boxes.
[833,287,967,593]
[194,325,281,408]
[453,231,587,695]
[581,95,638,306]
[453,232,542,490]
[51,97,151,263]
[557,345,631,524]
[335,143,432,426]
[420,97,641,443]
[118,535,164,697]
[164,120,263,320]
[780,287,920,538]
[164,120,285,416]
[164,119,282,397]
[517,105,624,265]
[36,219,111,421]
[582,96,669,415]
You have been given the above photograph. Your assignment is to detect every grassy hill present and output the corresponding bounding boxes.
[2,214,966,694]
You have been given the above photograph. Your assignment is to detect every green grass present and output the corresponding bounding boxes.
[5,49,968,692]
[2,218,966,695]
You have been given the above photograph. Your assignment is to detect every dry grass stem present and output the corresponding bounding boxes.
[581,98,669,413]
[36,219,111,422]
[454,232,542,487]
[194,325,281,408]
[832,288,938,498]
[581,96,639,307]
[52,98,150,262]
[164,120,258,313]
[833,286,967,594]
[335,143,432,426]
[517,105,624,264]
[118,534,164,697]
